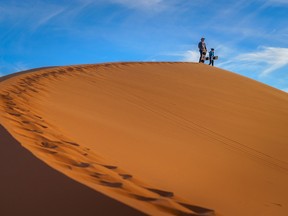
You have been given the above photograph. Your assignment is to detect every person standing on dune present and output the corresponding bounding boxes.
[209,48,215,66]
[198,37,207,63]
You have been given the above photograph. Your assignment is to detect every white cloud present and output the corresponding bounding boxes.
[0,1,96,32]
[236,47,288,76]
[15,62,29,72]
[219,46,288,77]
[32,8,66,30]
[181,50,199,62]
[112,0,162,6]
[164,50,199,62]
[108,0,166,11]
[0,61,29,75]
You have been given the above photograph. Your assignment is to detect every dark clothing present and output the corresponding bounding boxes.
[198,41,207,52]
[209,50,214,66]
[198,41,207,63]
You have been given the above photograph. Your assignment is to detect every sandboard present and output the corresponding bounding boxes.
[205,56,218,61]
[200,51,207,63]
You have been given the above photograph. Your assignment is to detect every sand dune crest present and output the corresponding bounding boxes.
[1,62,288,216]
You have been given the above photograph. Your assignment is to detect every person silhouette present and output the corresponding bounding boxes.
[198,37,207,63]
[209,48,215,66]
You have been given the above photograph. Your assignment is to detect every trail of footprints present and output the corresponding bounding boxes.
[0,64,215,216]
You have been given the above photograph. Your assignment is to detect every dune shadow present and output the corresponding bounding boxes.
[100,180,123,188]
[146,188,174,198]
[0,124,146,216]
[178,202,215,215]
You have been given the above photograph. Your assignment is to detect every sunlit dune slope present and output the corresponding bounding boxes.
[1,62,288,216]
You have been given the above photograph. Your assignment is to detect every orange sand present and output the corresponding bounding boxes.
[1,62,288,216]
[0,124,144,216]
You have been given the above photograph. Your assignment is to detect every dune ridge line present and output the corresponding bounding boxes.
[1,62,288,216]
[0,62,215,216]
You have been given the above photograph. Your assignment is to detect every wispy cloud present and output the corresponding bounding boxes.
[0,61,30,75]
[162,50,199,62]
[237,47,288,76]
[0,1,97,31]
[111,0,163,7]
[107,0,166,11]
[12,62,30,72]
[0,3,62,30]
[219,46,288,77]
[32,8,66,30]
[179,50,199,62]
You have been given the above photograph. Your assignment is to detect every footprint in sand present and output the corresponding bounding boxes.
[63,141,80,146]
[90,172,107,178]
[177,202,215,216]
[25,128,43,134]
[21,120,48,129]
[34,115,43,119]
[8,112,22,117]
[5,101,16,106]
[38,124,48,129]
[146,188,174,198]
[100,180,123,188]
[41,141,58,149]
[38,147,58,155]
[119,174,133,180]
[132,195,158,202]
[101,164,118,170]
[73,162,90,168]
[14,107,29,112]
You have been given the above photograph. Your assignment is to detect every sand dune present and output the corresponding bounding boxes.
[0,124,145,216]
[1,62,288,216]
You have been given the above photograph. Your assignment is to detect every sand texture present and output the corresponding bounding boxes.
[1,62,288,216]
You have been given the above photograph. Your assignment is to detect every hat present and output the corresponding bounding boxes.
[211,48,214,50]
[201,37,205,40]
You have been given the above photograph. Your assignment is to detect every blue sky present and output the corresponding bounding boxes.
[0,0,287,92]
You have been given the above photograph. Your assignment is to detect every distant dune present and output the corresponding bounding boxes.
[1,62,288,216]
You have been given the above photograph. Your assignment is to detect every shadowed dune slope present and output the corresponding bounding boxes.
[0,124,145,216]
[1,62,288,216]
